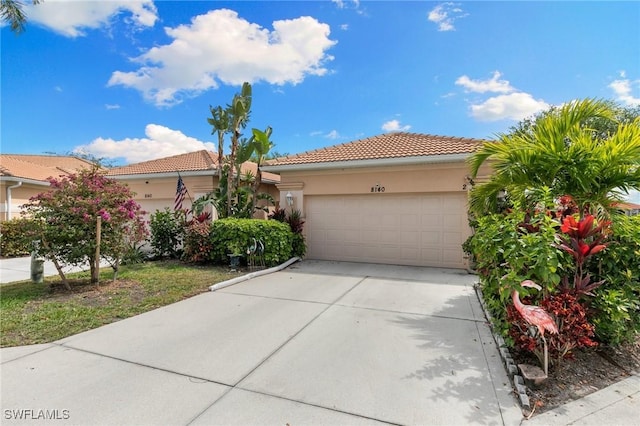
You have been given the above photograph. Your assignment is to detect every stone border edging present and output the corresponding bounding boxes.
[209,257,301,292]
[474,283,531,416]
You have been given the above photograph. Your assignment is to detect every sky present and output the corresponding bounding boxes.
[1,1,639,199]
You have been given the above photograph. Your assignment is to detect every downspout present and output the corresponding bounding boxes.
[6,181,22,220]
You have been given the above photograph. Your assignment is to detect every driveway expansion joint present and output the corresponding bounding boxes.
[55,342,233,388]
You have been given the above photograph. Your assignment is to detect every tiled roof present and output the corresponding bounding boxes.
[266,132,485,166]
[616,202,640,210]
[0,154,95,181]
[107,150,280,183]
[107,151,218,176]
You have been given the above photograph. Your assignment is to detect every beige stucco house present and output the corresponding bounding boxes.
[107,150,281,219]
[264,132,489,270]
[0,154,95,221]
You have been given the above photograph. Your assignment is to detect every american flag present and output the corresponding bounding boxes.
[175,176,187,210]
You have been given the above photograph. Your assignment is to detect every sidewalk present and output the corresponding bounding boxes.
[0,256,108,285]
[522,374,639,425]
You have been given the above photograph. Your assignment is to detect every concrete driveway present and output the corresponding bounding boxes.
[1,260,521,425]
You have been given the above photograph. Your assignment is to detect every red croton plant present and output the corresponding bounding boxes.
[511,208,610,366]
[555,213,610,296]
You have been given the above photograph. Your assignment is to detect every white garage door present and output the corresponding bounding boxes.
[304,193,469,269]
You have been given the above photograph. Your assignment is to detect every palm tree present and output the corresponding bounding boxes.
[225,82,252,217]
[207,105,230,181]
[1,0,40,33]
[468,99,640,216]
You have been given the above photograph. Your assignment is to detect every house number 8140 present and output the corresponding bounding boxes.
[371,184,385,193]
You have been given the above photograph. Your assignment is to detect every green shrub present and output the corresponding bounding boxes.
[589,214,640,344]
[210,218,293,266]
[291,233,306,258]
[148,208,185,259]
[467,209,566,340]
[268,208,307,258]
[0,218,44,257]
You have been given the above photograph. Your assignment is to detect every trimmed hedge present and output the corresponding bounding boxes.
[210,218,294,266]
[0,218,43,257]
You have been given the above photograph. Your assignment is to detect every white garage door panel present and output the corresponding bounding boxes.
[305,193,468,268]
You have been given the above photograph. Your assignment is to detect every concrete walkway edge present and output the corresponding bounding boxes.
[209,257,301,292]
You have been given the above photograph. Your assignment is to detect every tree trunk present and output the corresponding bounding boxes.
[226,130,240,217]
[41,238,70,290]
[250,167,262,213]
[92,216,101,285]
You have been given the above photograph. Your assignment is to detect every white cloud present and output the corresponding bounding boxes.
[332,0,360,9]
[325,130,341,139]
[74,124,215,163]
[108,9,337,107]
[455,71,513,94]
[26,0,157,37]
[428,3,467,32]
[382,119,411,132]
[54,86,63,92]
[455,71,549,121]
[105,104,121,110]
[469,92,549,122]
[609,71,640,106]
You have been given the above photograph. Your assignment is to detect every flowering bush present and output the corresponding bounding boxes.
[22,166,147,286]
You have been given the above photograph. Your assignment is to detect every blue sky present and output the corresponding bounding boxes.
[2,1,639,201]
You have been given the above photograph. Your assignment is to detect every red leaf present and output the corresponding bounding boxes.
[577,215,594,238]
[561,215,578,234]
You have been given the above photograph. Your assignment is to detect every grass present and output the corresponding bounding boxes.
[0,260,242,347]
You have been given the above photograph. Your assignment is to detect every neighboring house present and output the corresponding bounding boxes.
[263,132,489,270]
[616,202,640,217]
[0,154,95,221]
[106,150,281,219]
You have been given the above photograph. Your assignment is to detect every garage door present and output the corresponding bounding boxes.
[304,193,469,269]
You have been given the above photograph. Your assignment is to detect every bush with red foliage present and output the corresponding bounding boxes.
[508,290,597,369]
[182,221,213,263]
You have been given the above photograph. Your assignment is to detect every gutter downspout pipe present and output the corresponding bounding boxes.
[6,181,22,220]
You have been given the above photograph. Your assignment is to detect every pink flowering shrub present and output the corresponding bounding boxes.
[22,166,147,285]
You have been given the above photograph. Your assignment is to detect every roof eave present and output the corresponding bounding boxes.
[262,153,473,172]
[107,170,217,180]
[107,169,280,184]
[0,176,51,186]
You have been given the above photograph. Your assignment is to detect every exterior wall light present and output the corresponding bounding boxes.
[286,191,294,206]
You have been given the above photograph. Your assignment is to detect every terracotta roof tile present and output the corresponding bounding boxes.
[0,155,94,181]
[107,150,280,183]
[267,132,485,166]
[107,150,218,176]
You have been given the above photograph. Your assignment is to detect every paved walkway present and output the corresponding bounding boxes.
[1,258,638,425]
[0,256,108,285]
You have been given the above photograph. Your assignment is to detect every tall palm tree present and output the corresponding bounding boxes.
[468,99,640,216]
[207,105,230,181]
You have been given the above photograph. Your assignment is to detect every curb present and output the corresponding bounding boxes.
[209,257,301,292]
[474,283,531,416]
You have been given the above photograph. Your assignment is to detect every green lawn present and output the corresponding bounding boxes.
[0,261,242,347]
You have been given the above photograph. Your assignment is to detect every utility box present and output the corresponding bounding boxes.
[30,241,45,284]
